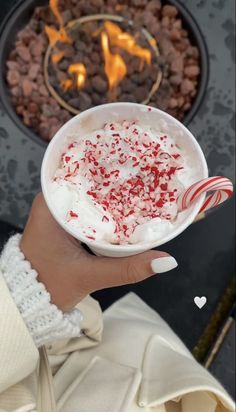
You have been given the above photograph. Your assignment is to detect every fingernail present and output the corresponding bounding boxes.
[151,256,178,274]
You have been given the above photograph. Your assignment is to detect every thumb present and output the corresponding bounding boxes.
[87,250,178,291]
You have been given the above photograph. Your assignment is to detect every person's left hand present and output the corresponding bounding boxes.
[20,193,177,312]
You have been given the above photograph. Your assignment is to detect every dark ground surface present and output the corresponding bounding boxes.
[209,318,235,400]
[0,0,235,401]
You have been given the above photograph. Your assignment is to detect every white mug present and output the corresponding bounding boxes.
[41,102,208,257]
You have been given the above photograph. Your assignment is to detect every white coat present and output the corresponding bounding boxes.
[0,271,234,412]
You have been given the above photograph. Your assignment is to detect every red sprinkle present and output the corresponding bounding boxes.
[69,211,78,218]
[87,191,97,199]
[156,199,164,208]
[172,154,180,159]
[160,183,168,191]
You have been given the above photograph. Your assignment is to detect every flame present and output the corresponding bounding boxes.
[104,21,151,65]
[60,79,73,91]
[45,25,71,46]
[101,31,127,90]
[46,9,152,97]
[49,0,63,27]
[45,0,72,46]
[68,63,87,89]
[52,51,65,63]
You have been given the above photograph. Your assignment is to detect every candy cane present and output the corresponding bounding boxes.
[177,176,233,213]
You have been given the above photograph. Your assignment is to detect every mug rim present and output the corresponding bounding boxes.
[41,102,208,252]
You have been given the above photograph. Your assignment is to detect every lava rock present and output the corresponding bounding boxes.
[68,97,81,109]
[119,93,137,103]
[11,86,22,97]
[79,91,92,111]
[49,124,62,139]
[91,76,107,93]
[170,55,184,74]
[146,0,161,13]
[184,65,200,78]
[180,79,195,95]
[178,96,185,107]
[28,102,39,113]
[159,36,175,56]
[169,74,182,86]
[7,71,20,86]
[36,74,45,86]
[39,84,49,96]
[131,0,147,6]
[90,0,104,7]
[58,59,70,71]
[19,65,29,75]
[30,39,45,57]
[91,53,101,64]
[162,5,178,17]
[30,117,39,128]
[29,63,40,80]
[121,78,134,93]
[173,19,182,30]
[6,61,19,71]
[61,10,73,24]
[42,103,55,117]
[133,86,147,102]
[186,46,199,59]
[16,46,31,62]
[161,16,170,28]
[92,93,102,105]
[16,105,24,115]
[22,79,33,96]
[39,123,50,140]
[168,97,178,109]
[170,29,182,41]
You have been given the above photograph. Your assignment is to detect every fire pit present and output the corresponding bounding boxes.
[0,0,208,143]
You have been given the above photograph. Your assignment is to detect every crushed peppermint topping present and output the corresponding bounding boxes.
[52,121,186,244]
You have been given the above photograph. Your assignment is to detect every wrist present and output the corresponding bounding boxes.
[0,234,83,347]
[20,234,87,312]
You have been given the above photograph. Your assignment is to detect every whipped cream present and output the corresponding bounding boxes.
[50,121,195,245]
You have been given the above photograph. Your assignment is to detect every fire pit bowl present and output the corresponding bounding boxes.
[0,0,209,146]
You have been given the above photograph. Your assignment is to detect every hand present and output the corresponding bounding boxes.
[20,194,177,312]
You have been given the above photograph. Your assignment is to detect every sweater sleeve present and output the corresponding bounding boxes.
[0,234,83,348]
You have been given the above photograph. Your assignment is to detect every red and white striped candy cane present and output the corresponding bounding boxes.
[177,176,233,214]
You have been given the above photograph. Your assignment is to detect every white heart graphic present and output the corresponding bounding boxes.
[194,296,207,309]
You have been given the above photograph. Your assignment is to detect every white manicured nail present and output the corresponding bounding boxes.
[151,256,178,273]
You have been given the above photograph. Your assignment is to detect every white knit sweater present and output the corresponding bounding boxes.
[0,234,83,347]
